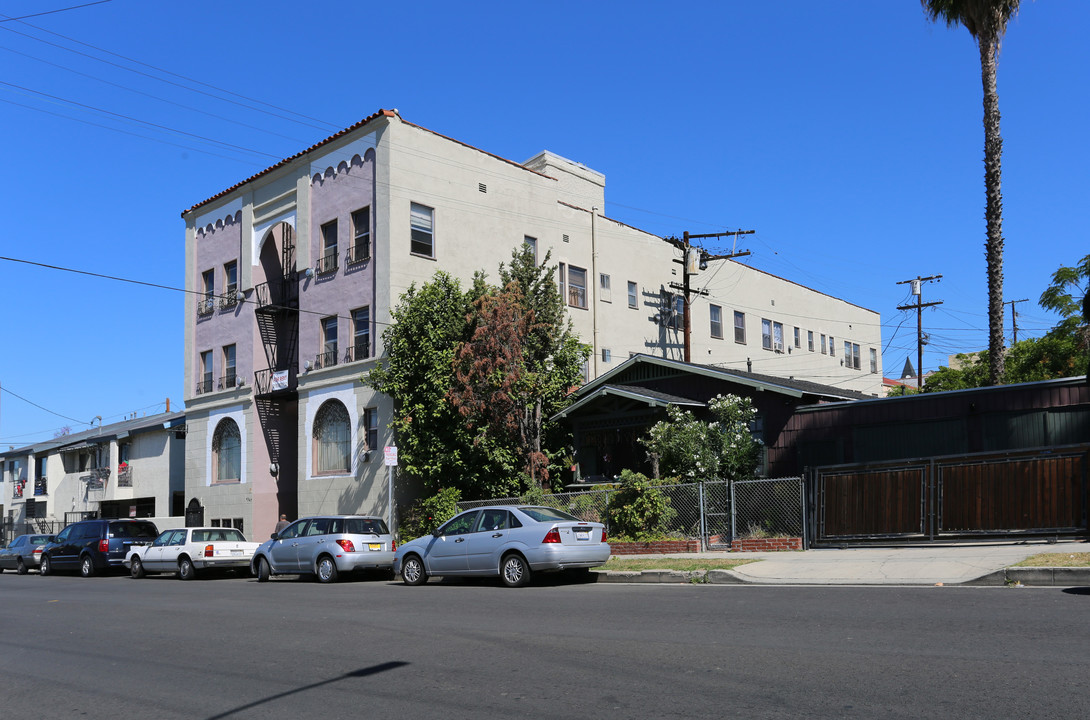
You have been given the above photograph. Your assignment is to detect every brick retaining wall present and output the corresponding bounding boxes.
[610,537,803,554]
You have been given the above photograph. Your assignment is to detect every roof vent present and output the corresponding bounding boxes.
[478,183,487,193]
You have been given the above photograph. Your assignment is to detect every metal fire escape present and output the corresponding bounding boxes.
[253,228,299,469]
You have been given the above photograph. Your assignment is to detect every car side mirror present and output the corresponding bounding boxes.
[432,528,442,538]
[270,532,279,540]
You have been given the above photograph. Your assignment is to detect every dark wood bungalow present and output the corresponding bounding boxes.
[554,354,868,483]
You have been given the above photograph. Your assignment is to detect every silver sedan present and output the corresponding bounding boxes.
[394,506,610,588]
[0,534,55,574]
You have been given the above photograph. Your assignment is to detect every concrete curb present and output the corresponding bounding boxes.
[594,567,1090,586]
[964,567,1090,587]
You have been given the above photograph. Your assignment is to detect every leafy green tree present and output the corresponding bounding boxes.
[397,487,462,542]
[366,272,491,497]
[922,0,1022,385]
[641,394,761,481]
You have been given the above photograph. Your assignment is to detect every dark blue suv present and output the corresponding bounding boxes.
[40,519,159,577]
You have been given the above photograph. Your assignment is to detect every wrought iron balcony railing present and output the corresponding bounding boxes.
[34,478,47,496]
[254,275,299,310]
[117,464,133,488]
[314,348,339,370]
[344,342,370,363]
[197,296,215,315]
[346,241,370,265]
[255,365,298,395]
[195,377,214,395]
[218,372,239,390]
[316,251,339,275]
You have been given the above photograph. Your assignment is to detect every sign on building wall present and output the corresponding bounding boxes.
[271,370,289,392]
[384,446,398,467]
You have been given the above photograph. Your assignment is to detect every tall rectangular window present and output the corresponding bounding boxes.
[410,202,434,257]
[350,207,370,263]
[200,350,213,393]
[352,307,370,361]
[793,327,800,348]
[844,341,852,367]
[599,273,611,303]
[319,220,338,274]
[224,260,237,296]
[870,348,878,374]
[524,236,537,264]
[558,263,566,303]
[808,330,814,352]
[627,281,638,309]
[602,348,612,363]
[199,269,215,315]
[710,304,723,339]
[568,266,587,308]
[734,311,746,344]
[321,316,338,367]
[364,408,378,452]
[761,319,772,350]
[821,334,827,354]
[829,336,834,356]
[773,322,784,352]
[852,343,861,370]
[223,344,236,388]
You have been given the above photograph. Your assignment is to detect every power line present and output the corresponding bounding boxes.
[0,0,112,23]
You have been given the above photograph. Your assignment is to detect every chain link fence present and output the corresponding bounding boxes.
[456,476,804,550]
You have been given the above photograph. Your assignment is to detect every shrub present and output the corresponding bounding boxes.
[605,470,676,541]
[398,487,462,542]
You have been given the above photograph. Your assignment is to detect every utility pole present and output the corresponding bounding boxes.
[669,230,754,362]
[896,275,943,392]
[1004,298,1029,344]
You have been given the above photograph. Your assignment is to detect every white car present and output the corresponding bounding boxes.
[126,527,260,580]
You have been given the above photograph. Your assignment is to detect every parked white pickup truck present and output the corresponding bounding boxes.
[125,527,260,580]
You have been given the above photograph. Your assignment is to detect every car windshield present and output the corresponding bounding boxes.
[517,506,580,523]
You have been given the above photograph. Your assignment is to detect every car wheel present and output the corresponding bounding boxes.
[178,557,196,581]
[501,553,530,588]
[316,555,339,584]
[39,555,51,577]
[17,558,29,575]
[80,555,96,578]
[256,556,271,582]
[401,555,428,586]
[131,556,145,579]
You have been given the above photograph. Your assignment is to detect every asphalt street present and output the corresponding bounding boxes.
[2,571,1089,719]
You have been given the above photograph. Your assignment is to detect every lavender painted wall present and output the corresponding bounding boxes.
[193,211,254,392]
[301,151,376,369]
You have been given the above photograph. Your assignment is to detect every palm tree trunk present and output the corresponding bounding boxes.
[979,33,1006,385]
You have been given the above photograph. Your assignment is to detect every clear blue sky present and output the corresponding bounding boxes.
[1,0,1087,446]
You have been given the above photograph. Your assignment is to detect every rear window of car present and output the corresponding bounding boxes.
[30,535,52,545]
[192,529,246,543]
[332,517,389,535]
[110,522,159,540]
[517,506,580,523]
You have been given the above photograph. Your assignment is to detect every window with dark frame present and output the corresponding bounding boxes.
[199,350,213,394]
[349,207,371,264]
[318,220,338,274]
[567,266,588,308]
[808,330,814,352]
[222,344,236,388]
[351,307,370,362]
[319,316,338,368]
[364,408,379,452]
[410,202,434,257]
[870,348,878,373]
[761,319,772,350]
[524,236,537,264]
[199,269,215,315]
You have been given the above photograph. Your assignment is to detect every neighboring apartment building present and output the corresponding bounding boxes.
[0,412,186,539]
[182,109,882,540]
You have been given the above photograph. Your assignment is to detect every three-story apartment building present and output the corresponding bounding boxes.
[183,109,882,539]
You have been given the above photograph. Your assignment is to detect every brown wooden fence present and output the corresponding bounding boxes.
[811,445,1088,544]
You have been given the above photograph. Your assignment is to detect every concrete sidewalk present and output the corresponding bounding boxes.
[595,539,1090,586]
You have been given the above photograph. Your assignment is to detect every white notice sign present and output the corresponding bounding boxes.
[384,446,398,467]
[271,370,289,391]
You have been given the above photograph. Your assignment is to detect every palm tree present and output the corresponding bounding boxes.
[922,0,1020,386]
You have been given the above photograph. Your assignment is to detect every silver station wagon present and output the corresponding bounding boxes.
[394,505,611,588]
[251,515,394,583]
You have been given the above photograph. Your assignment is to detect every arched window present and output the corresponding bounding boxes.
[212,418,241,483]
[313,400,350,474]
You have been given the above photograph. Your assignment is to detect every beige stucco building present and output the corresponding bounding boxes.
[182,109,883,541]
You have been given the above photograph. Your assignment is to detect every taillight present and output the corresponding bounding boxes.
[391,539,396,551]
[99,539,109,553]
[542,528,561,544]
[601,529,608,543]
[33,547,43,555]
[204,545,214,558]
[336,539,355,552]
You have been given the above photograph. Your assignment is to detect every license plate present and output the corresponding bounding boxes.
[230,549,242,554]
[574,530,590,541]
[368,543,382,551]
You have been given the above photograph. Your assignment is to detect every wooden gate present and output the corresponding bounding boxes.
[812,445,1089,544]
